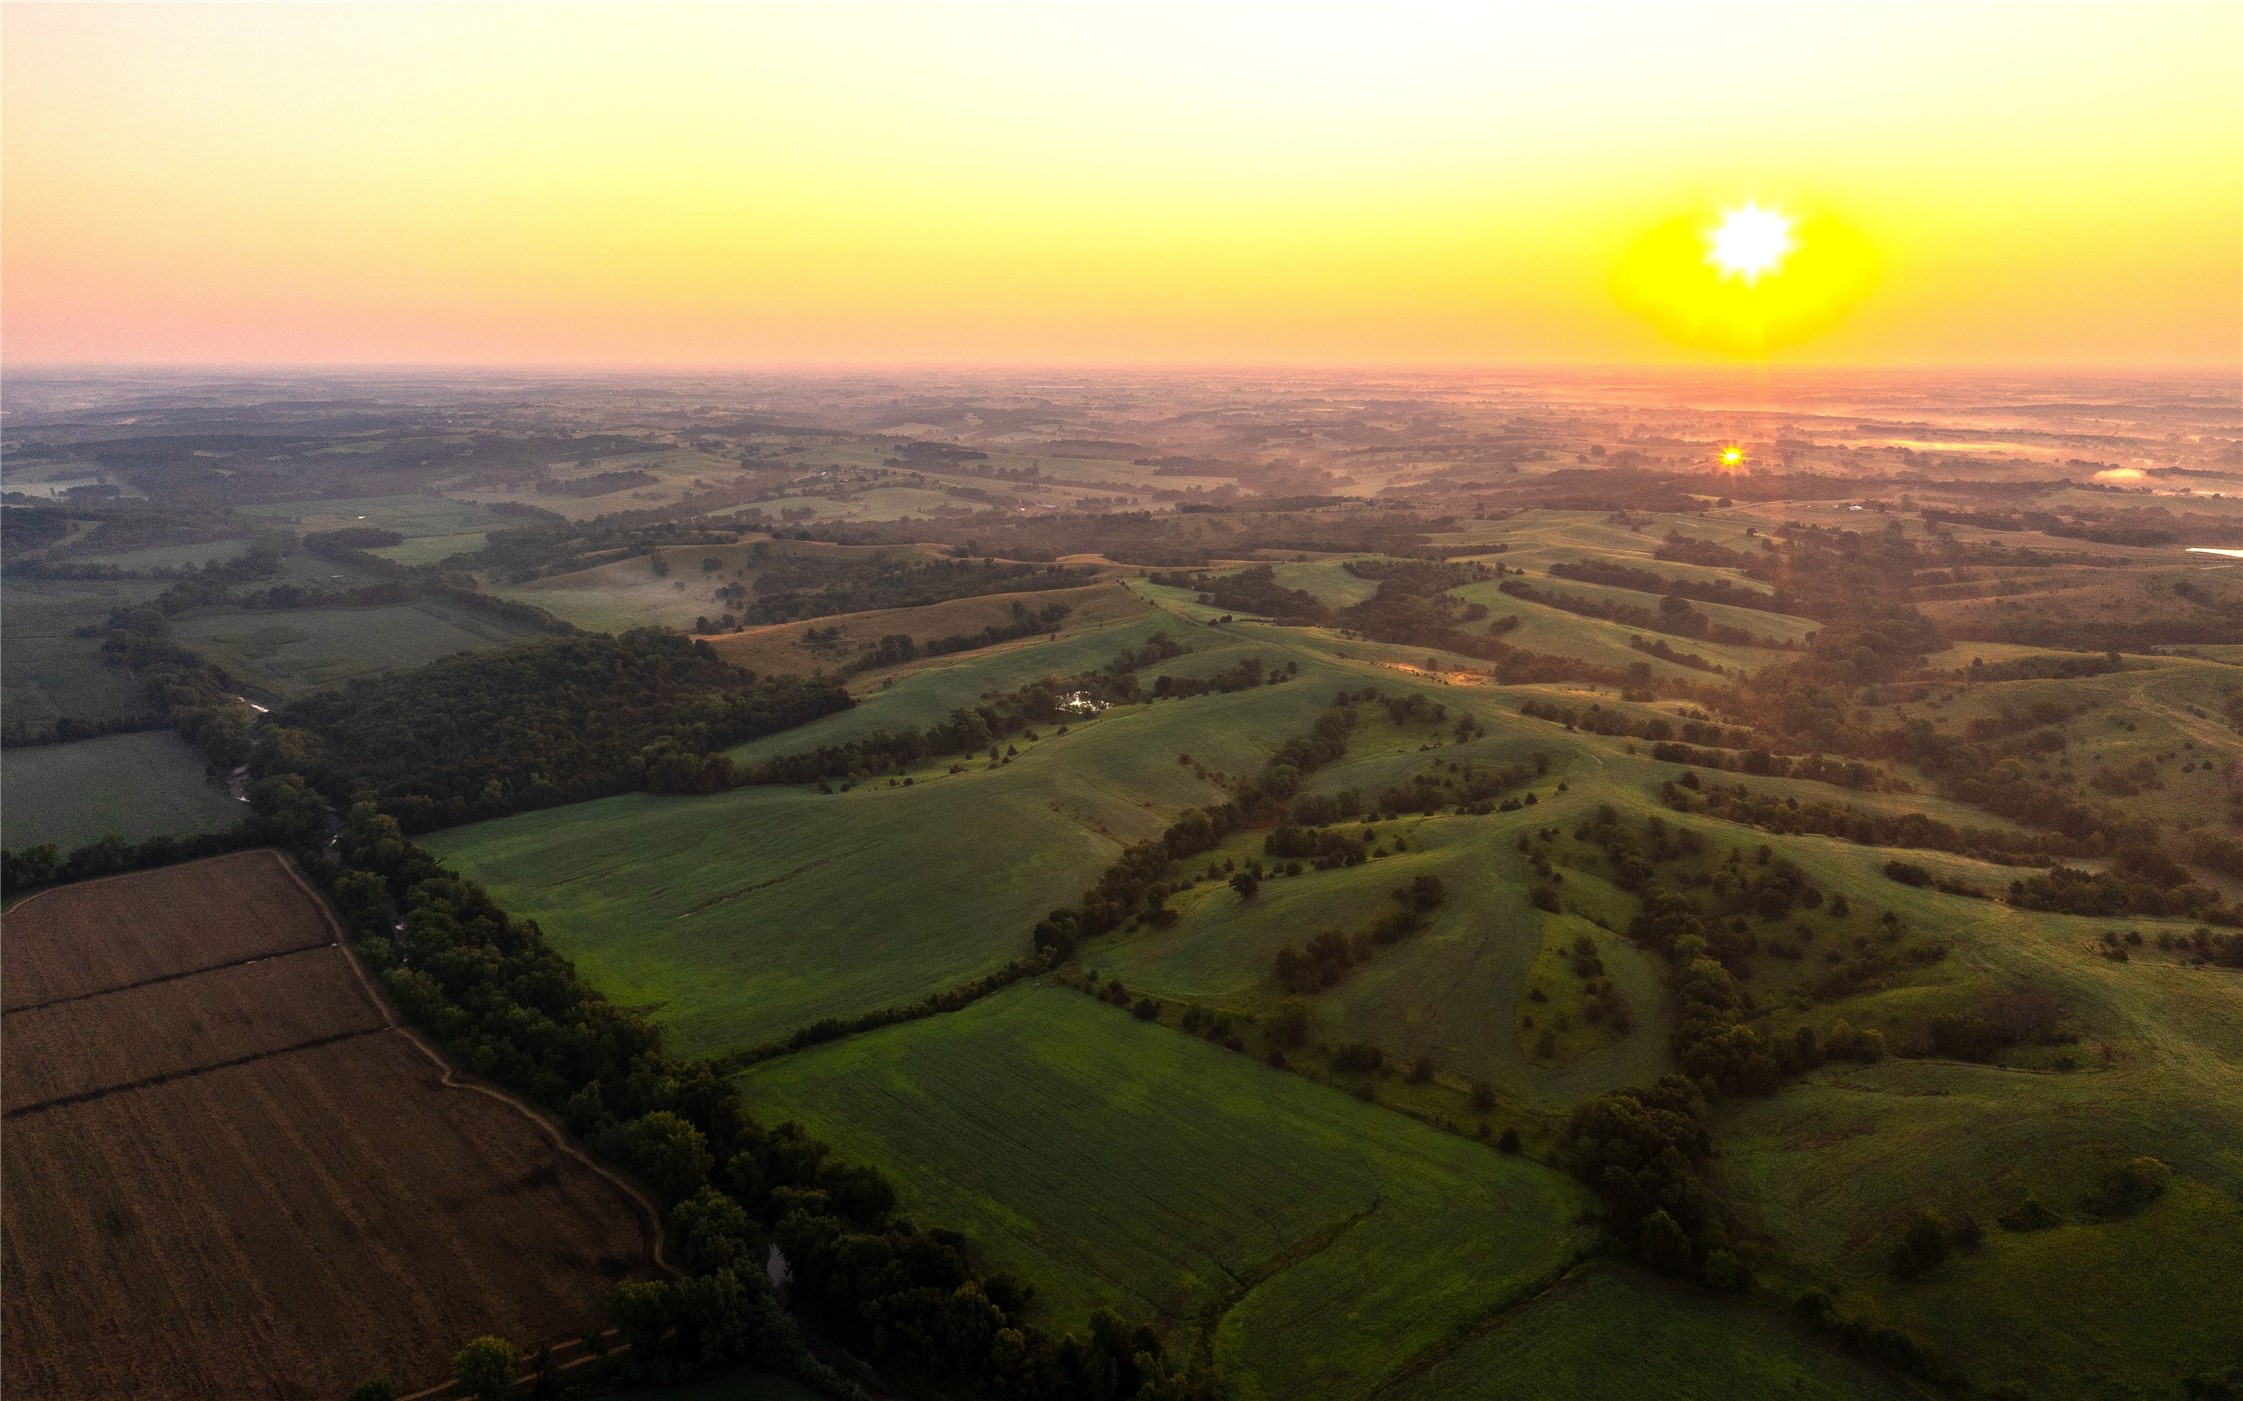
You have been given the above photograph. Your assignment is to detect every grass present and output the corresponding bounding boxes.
[423,562,2242,1398]
[1382,1263,1914,1401]
[0,730,241,851]
[494,551,743,633]
[721,610,1240,765]
[237,492,499,539]
[2,575,171,731]
[738,984,1591,1401]
[430,667,1344,1058]
[170,601,549,700]
[703,580,1150,681]
[63,539,252,571]
[490,537,925,635]
[1087,701,1672,1109]
[368,530,489,565]
[1516,912,1637,1065]
[448,448,746,520]
[1845,654,2243,835]
[1675,790,2243,1398]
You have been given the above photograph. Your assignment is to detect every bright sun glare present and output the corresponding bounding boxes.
[1706,203,1796,284]
[1720,446,1745,467]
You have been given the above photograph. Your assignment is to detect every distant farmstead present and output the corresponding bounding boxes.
[1063,691,1106,714]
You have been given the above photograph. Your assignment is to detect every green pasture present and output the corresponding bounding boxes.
[170,601,548,699]
[1090,759,1670,1108]
[0,730,240,851]
[496,552,734,633]
[369,530,490,565]
[1703,811,2243,1397]
[63,538,252,571]
[433,667,1351,1057]
[739,985,1592,1401]
[1384,1263,1914,1401]
[722,611,1244,764]
[491,536,922,635]
[237,492,498,539]
[1856,655,2243,834]
[449,448,744,520]
[1,574,168,730]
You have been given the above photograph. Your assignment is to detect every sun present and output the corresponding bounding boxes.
[1719,445,1745,468]
[1705,203,1795,285]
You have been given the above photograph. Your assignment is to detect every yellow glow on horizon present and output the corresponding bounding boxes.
[1721,446,1747,468]
[2,3,2238,367]
[1614,201,1882,357]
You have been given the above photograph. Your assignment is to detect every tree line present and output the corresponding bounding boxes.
[833,599,1074,678]
[316,803,1220,1400]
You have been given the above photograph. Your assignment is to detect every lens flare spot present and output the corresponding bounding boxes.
[1720,445,1746,468]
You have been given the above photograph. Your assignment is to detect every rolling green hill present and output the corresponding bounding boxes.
[740,984,1595,1400]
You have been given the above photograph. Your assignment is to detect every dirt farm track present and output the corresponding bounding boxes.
[1,851,659,1400]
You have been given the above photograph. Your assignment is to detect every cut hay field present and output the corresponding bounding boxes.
[0,730,241,852]
[0,851,657,1401]
[701,579,1149,680]
[739,984,1593,1401]
[170,601,550,699]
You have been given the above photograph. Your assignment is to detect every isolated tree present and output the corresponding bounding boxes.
[1702,1248,1748,1291]
[1229,869,1261,899]
[1887,1209,1950,1281]
[454,1336,520,1401]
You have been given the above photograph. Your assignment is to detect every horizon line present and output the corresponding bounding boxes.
[5,360,2239,377]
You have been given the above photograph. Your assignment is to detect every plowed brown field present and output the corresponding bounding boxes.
[2,853,331,1011]
[0,850,658,1400]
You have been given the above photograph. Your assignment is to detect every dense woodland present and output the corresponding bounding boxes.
[270,633,851,829]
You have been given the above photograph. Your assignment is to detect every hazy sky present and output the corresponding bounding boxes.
[4,3,2238,367]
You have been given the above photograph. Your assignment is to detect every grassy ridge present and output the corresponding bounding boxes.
[431,662,1349,1056]
[738,984,1592,1400]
